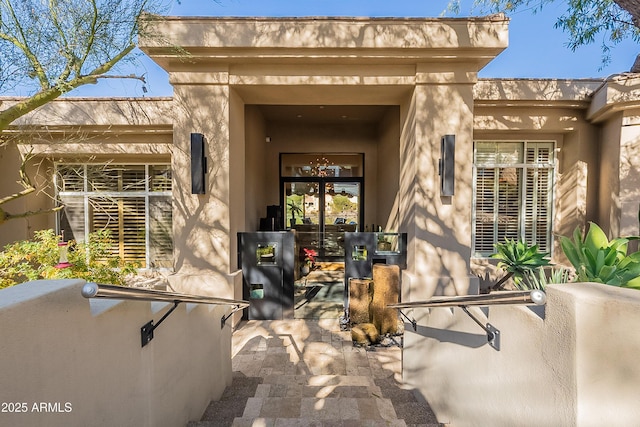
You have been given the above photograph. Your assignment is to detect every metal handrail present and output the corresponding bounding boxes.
[386,289,546,309]
[82,282,249,308]
[81,282,249,347]
[387,290,547,351]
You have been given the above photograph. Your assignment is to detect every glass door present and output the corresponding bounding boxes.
[281,153,364,261]
[284,178,361,260]
[322,181,360,258]
[285,181,321,260]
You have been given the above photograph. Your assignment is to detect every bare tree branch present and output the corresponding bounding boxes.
[0,43,136,131]
[0,205,63,225]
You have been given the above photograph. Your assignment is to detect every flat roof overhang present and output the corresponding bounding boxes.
[140,16,509,72]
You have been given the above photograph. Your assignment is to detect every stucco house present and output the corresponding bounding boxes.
[2,15,640,426]
[2,16,639,299]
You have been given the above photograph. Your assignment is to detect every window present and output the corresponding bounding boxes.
[473,141,555,257]
[55,164,173,268]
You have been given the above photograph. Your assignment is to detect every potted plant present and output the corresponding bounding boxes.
[301,247,317,275]
[377,232,392,251]
[288,200,302,228]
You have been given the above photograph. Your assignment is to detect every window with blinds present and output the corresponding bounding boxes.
[56,164,173,269]
[473,142,555,257]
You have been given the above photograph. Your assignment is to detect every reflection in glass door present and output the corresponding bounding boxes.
[285,182,321,262]
[323,181,360,257]
[281,153,364,260]
[284,179,361,260]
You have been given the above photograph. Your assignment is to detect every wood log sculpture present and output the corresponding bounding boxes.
[371,264,400,335]
[349,278,373,325]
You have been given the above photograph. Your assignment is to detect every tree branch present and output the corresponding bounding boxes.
[2,1,50,89]
[0,186,35,206]
[613,0,640,28]
[0,205,63,226]
[0,43,137,132]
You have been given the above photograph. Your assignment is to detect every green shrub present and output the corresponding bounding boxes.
[491,238,552,291]
[560,222,640,289]
[0,229,138,289]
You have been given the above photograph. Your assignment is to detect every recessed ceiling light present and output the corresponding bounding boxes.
[297,114,303,118]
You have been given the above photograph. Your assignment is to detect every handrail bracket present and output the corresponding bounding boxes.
[141,301,180,348]
[461,306,500,351]
[221,305,244,329]
[398,310,417,331]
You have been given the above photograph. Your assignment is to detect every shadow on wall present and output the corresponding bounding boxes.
[0,279,232,427]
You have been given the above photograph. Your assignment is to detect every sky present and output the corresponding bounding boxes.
[62,0,640,97]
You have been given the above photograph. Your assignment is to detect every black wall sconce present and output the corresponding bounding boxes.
[439,134,455,196]
[191,133,207,194]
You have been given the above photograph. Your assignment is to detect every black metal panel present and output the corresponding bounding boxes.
[343,232,407,321]
[238,232,294,320]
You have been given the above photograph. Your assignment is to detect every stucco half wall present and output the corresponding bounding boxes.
[0,280,233,427]
[401,281,640,427]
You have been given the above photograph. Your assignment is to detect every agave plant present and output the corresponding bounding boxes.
[521,267,572,291]
[490,238,551,291]
[560,222,640,289]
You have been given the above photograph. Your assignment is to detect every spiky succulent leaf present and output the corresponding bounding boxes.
[560,235,581,269]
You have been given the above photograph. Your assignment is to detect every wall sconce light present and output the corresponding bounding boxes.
[439,134,455,196]
[191,133,207,194]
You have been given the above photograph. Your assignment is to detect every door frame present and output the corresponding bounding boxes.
[279,154,365,260]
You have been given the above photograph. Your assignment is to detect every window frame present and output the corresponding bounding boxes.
[471,140,556,258]
[54,162,173,270]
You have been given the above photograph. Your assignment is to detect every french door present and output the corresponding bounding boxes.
[280,154,364,260]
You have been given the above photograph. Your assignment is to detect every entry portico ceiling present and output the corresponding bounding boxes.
[140,15,509,71]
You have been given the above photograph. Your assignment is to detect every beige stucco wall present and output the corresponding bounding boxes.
[619,113,640,240]
[167,80,240,297]
[141,17,509,69]
[244,105,269,237]
[598,110,640,240]
[0,279,232,427]
[587,75,640,240]
[598,113,624,236]
[402,282,640,426]
[0,147,55,243]
[400,69,479,299]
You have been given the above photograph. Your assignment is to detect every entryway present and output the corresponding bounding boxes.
[281,153,364,261]
[294,262,345,319]
[190,319,443,426]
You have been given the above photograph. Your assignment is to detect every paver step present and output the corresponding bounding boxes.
[188,375,263,427]
[231,418,408,426]
[241,396,399,422]
[255,382,383,399]
[192,320,444,427]
[261,374,379,387]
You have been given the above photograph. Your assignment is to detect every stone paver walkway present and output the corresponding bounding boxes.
[190,319,442,427]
